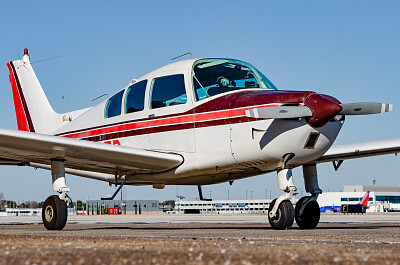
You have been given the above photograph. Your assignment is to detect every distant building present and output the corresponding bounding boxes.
[0,207,76,216]
[0,208,41,216]
[344,185,400,193]
[318,186,400,213]
[175,185,400,214]
[174,199,273,214]
[86,200,162,215]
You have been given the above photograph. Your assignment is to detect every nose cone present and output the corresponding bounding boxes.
[305,94,343,127]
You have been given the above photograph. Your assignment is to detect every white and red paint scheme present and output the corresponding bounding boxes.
[2,49,399,230]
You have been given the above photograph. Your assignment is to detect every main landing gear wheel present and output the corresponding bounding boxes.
[42,195,67,230]
[295,196,320,229]
[268,199,295,230]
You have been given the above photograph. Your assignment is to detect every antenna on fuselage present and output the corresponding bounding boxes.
[92,94,108,102]
[171,52,192,61]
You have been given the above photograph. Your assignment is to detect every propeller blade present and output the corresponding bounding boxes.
[339,103,393,115]
[245,106,312,119]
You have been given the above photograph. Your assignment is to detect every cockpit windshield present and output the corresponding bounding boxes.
[192,59,277,101]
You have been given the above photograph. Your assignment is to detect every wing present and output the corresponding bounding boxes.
[0,128,183,177]
[315,138,400,163]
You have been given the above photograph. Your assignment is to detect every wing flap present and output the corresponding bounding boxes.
[0,128,183,174]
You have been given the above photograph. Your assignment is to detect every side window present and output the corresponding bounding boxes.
[150,74,187,109]
[125,80,147,114]
[104,90,124,118]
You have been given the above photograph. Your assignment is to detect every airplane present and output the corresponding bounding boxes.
[319,191,371,213]
[3,48,400,230]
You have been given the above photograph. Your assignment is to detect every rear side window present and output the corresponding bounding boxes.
[105,90,124,118]
[150,74,187,109]
[125,80,147,113]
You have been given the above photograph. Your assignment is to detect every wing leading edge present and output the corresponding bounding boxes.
[0,128,183,176]
[315,138,400,163]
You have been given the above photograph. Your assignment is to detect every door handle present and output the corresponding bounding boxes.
[148,114,155,119]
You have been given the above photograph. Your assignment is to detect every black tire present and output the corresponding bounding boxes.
[295,196,320,229]
[42,195,67,230]
[268,199,294,230]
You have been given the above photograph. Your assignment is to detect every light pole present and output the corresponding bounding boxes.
[246,190,248,200]
[250,191,253,200]
[227,190,230,200]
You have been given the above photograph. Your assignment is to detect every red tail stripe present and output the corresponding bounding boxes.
[7,62,30,131]
[7,62,35,132]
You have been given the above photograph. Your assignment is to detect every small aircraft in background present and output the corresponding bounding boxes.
[2,49,400,230]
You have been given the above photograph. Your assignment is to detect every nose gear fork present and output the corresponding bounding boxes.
[269,169,297,219]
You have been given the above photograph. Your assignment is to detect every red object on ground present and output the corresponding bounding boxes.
[108,208,119,215]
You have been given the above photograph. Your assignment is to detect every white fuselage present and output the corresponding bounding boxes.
[52,59,344,185]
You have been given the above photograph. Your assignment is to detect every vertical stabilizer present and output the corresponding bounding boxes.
[359,191,370,207]
[7,49,58,133]
[7,49,90,134]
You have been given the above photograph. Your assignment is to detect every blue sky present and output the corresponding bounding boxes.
[0,1,399,203]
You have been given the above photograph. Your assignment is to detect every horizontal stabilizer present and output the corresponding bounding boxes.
[339,103,393,115]
[245,106,312,119]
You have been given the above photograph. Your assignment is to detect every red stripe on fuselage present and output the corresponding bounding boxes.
[6,62,35,132]
[58,104,281,141]
[81,116,258,142]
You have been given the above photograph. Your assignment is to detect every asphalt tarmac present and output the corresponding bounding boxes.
[0,213,399,264]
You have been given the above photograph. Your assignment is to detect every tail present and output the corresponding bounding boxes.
[7,49,89,134]
[358,191,370,207]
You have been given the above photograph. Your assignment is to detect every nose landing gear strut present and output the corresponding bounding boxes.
[268,168,296,230]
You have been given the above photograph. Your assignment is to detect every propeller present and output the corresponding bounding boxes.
[246,102,393,127]
[245,106,312,119]
[339,103,393,115]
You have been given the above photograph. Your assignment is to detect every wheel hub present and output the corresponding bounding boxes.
[45,205,54,222]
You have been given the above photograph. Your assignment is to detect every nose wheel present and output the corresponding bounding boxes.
[268,199,295,230]
[42,195,67,230]
[295,196,320,229]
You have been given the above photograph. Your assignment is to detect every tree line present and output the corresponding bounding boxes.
[0,192,86,211]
